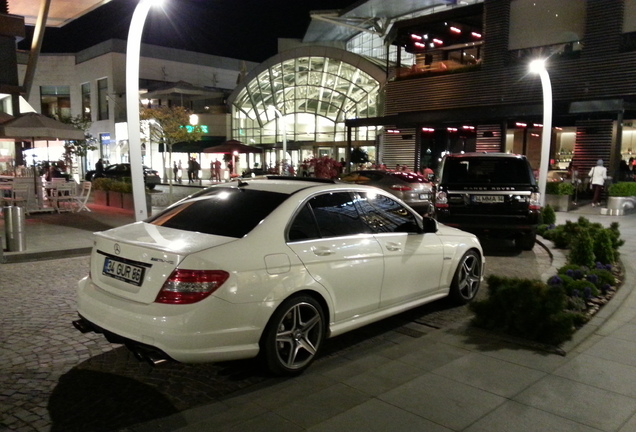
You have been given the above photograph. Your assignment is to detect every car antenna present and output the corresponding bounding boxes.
[237,180,249,187]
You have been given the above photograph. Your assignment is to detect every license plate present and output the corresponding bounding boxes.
[473,195,504,203]
[103,257,146,286]
[419,193,430,200]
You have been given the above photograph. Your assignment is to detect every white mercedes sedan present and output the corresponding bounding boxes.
[75,177,484,375]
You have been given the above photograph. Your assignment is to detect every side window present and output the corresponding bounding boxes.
[355,192,419,233]
[288,204,320,241]
[309,192,371,237]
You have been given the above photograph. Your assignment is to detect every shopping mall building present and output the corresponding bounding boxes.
[1,0,636,179]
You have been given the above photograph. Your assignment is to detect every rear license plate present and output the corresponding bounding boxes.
[419,193,430,200]
[473,195,504,203]
[103,257,146,286]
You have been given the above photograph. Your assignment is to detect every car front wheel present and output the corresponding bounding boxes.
[449,250,482,305]
[260,295,325,376]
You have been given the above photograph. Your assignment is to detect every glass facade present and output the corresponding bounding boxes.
[232,55,381,147]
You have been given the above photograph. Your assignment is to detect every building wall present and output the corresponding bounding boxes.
[381,0,635,176]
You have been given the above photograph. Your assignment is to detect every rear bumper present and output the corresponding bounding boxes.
[436,210,539,235]
[76,276,263,364]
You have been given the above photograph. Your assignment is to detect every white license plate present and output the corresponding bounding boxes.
[473,195,504,203]
[103,257,146,286]
[419,193,430,200]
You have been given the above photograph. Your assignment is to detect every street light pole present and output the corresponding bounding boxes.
[268,106,287,175]
[529,59,552,207]
[126,0,163,221]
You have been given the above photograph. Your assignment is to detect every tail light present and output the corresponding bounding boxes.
[390,185,412,191]
[529,192,541,210]
[435,191,449,208]
[155,269,229,304]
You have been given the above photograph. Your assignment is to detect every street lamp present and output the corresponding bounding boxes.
[268,105,287,175]
[529,58,552,207]
[126,0,163,221]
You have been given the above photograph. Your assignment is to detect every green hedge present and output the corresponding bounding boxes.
[92,177,133,193]
[608,182,636,197]
[546,181,574,195]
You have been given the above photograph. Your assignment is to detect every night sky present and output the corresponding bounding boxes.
[19,0,360,62]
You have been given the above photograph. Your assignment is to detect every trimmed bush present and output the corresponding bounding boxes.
[470,275,579,346]
[546,181,574,195]
[608,182,636,197]
[541,205,556,225]
[568,229,595,268]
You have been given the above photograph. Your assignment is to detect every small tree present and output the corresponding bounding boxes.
[60,115,98,180]
[141,106,202,199]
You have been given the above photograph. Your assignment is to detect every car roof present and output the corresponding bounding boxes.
[196,177,381,196]
[443,152,527,159]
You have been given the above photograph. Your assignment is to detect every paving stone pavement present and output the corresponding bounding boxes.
[0,239,556,432]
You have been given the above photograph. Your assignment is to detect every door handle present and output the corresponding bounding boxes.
[313,247,334,256]
[385,242,402,251]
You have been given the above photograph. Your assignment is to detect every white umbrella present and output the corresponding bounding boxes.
[0,113,85,209]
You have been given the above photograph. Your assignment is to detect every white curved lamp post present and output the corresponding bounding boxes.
[126,0,163,221]
[529,59,552,207]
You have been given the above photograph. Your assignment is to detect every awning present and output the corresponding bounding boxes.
[159,136,226,153]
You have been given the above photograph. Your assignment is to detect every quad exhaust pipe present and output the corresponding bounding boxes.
[73,316,172,366]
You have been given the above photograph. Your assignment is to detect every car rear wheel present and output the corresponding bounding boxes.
[147,184,156,190]
[260,295,325,376]
[449,250,482,305]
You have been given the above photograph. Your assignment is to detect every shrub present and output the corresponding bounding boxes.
[608,182,636,197]
[541,205,556,225]
[568,229,595,268]
[546,182,574,195]
[470,275,579,346]
[593,229,616,265]
[92,177,116,191]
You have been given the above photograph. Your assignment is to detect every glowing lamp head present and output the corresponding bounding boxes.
[529,59,547,74]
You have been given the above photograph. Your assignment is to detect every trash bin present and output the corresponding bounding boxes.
[3,206,26,252]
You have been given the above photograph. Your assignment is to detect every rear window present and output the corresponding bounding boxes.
[147,188,288,238]
[388,172,429,183]
[441,157,534,185]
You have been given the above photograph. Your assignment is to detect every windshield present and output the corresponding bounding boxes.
[441,157,535,185]
[147,188,288,238]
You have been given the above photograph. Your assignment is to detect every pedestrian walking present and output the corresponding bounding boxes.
[589,159,608,207]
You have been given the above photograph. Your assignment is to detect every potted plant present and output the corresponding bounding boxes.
[545,181,574,211]
[606,182,636,215]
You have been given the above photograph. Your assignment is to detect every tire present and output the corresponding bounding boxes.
[516,231,536,251]
[260,295,325,376]
[449,250,482,305]
[147,184,156,190]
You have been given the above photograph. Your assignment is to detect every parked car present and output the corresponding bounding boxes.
[86,163,161,189]
[340,170,434,214]
[434,153,540,250]
[74,178,484,375]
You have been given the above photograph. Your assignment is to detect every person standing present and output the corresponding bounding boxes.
[213,159,222,182]
[187,158,194,183]
[95,158,104,178]
[589,159,608,207]
[173,161,178,182]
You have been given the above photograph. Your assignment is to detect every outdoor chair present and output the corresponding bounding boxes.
[72,181,92,212]
[50,182,75,213]
[2,182,31,214]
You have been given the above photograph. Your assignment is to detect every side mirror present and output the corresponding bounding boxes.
[421,216,438,233]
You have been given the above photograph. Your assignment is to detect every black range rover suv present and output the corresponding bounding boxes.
[434,153,541,250]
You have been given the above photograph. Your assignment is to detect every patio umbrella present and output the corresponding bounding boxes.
[203,139,263,154]
[0,112,85,140]
[0,113,85,209]
[0,112,14,124]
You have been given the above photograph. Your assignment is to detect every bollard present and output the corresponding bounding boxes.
[3,206,26,252]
